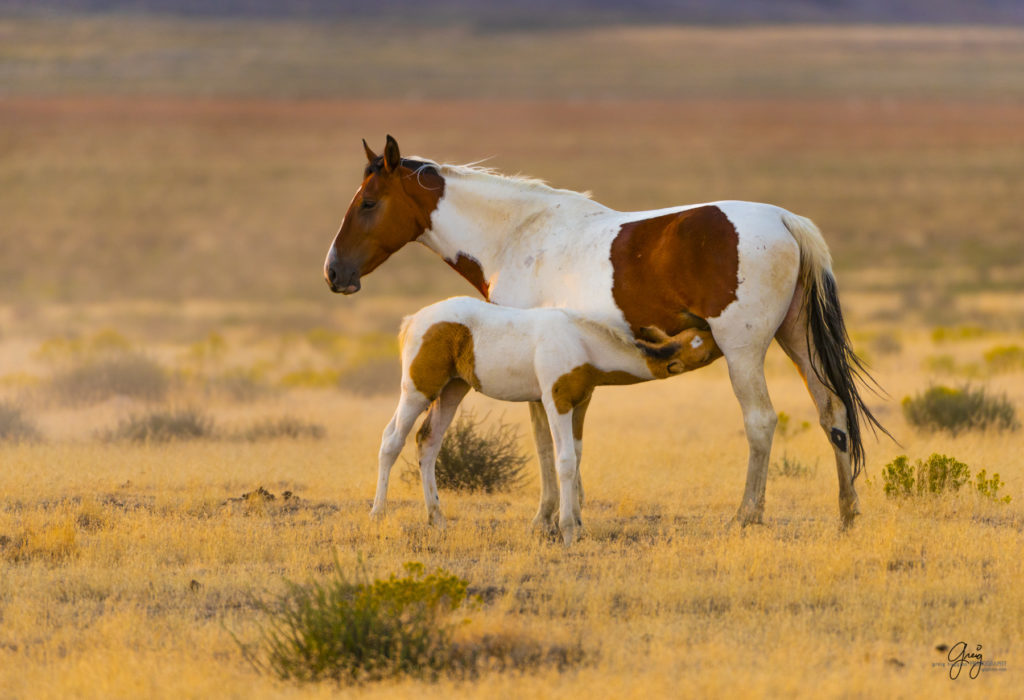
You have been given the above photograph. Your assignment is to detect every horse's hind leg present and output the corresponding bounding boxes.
[371,390,431,520]
[722,342,777,526]
[775,289,859,526]
[415,380,470,527]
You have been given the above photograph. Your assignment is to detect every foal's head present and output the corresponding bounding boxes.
[635,325,721,378]
[324,136,445,294]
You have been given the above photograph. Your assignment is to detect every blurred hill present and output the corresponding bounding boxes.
[5,0,1024,25]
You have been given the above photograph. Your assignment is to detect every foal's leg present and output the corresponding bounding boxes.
[370,390,431,520]
[570,395,592,525]
[775,288,859,526]
[415,380,471,528]
[529,401,560,533]
[542,399,582,546]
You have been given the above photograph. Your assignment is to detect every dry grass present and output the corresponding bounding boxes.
[0,312,1022,698]
[1,16,1022,697]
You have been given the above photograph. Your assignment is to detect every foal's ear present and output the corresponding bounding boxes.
[383,134,402,173]
[362,139,378,163]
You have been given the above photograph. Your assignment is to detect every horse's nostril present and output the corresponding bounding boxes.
[327,266,337,283]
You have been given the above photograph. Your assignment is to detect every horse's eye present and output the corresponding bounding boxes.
[361,199,377,211]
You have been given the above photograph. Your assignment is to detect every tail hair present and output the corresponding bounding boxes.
[782,212,892,479]
[804,259,893,479]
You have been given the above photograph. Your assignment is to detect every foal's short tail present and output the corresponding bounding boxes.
[782,213,892,478]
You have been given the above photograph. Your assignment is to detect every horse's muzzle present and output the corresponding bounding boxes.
[325,258,361,295]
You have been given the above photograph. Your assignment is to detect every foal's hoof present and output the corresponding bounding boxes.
[369,507,386,521]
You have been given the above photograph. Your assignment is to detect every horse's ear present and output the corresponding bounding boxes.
[383,134,401,173]
[363,139,378,163]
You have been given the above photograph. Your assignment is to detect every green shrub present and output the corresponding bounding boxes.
[104,407,213,443]
[901,385,1018,436]
[975,469,1011,504]
[49,353,168,405]
[882,453,1010,503]
[235,417,325,441]
[0,401,41,443]
[882,455,916,498]
[404,412,528,493]
[244,560,470,683]
[983,345,1024,373]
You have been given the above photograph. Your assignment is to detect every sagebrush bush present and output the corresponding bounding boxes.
[244,561,470,683]
[404,412,528,493]
[48,352,168,405]
[983,345,1024,373]
[104,407,213,443]
[882,453,1009,502]
[901,384,1018,435]
[0,401,41,442]
[235,417,325,441]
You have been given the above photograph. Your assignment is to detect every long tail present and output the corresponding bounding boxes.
[782,213,892,478]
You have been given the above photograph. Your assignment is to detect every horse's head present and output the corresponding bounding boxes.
[324,135,445,294]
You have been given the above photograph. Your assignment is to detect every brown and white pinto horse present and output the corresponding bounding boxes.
[325,136,888,528]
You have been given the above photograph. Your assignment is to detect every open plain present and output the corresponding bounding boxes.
[1,16,1023,698]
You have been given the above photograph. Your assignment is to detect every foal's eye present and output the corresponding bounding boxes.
[361,199,377,211]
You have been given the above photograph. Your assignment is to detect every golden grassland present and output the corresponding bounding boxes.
[2,16,1023,697]
[1,300,1023,698]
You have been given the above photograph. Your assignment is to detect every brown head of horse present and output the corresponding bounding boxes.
[324,135,445,294]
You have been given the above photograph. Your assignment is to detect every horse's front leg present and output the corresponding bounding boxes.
[528,401,560,533]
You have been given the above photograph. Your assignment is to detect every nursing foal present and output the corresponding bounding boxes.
[372,296,720,545]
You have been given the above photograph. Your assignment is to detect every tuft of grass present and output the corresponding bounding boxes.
[279,369,342,389]
[882,453,1009,503]
[770,454,818,479]
[243,560,471,684]
[1,517,78,564]
[48,353,169,405]
[235,417,325,442]
[0,400,42,443]
[404,412,528,494]
[104,407,214,443]
[901,384,1018,436]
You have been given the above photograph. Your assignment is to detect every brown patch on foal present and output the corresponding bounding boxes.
[551,364,645,415]
[445,253,490,300]
[408,322,480,399]
[610,205,740,334]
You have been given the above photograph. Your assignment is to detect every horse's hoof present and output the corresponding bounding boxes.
[369,508,386,521]
[736,504,765,527]
[428,509,447,529]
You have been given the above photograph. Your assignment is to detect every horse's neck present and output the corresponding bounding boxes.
[419,172,608,287]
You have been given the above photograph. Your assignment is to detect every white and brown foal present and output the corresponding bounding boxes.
[371,296,719,545]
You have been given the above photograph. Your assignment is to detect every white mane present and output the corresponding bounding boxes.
[413,158,593,200]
